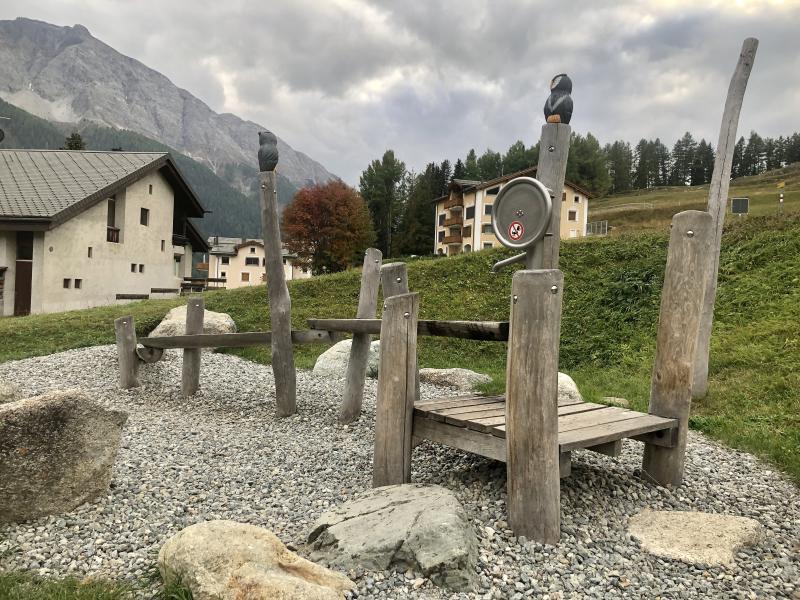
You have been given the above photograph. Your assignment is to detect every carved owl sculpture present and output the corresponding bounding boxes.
[258,130,279,172]
[543,74,573,124]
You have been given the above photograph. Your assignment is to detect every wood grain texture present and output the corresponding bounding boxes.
[141,330,332,349]
[373,293,419,487]
[114,316,140,389]
[340,247,382,424]
[643,210,714,487]
[260,170,296,417]
[505,269,563,543]
[307,318,509,340]
[536,123,572,270]
[693,38,758,399]
[181,298,204,397]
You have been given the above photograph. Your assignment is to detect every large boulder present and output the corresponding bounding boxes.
[313,339,380,379]
[149,305,237,338]
[0,379,21,404]
[628,509,763,567]
[419,368,491,391]
[308,484,477,591]
[159,520,354,600]
[0,390,128,523]
[558,372,583,403]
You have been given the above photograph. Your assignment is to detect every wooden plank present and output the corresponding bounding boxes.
[444,402,608,435]
[307,318,510,341]
[632,427,678,449]
[373,293,419,487]
[141,330,332,349]
[693,38,758,399]
[260,168,296,417]
[116,293,148,300]
[432,401,506,417]
[561,414,677,452]
[586,440,623,457]
[114,315,139,389]
[414,395,500,410]
[380,262,410,298]
[340,247,382,424]
[643,210,714,487]
[505,268,563,544]
[560,451,572,478]
[537,123,572,270]
[181,298,203,397]
[150,288,179,294]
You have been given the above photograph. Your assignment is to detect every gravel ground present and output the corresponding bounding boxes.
[0,345,798,599]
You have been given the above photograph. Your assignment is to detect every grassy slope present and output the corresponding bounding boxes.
[1,214,797,482]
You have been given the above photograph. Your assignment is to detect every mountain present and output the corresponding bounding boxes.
[0,18,338,195]
[0,97,276,239]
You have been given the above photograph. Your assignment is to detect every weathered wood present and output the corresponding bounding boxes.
[114,316,140,389]
[693,38,758,399]
[340,247,382,424]
[373,293,419,487]
[141,329,332,349]
[560,451,572,478]
[115,293,149,300]
[136,346,164,363]
[260,170,296,417]
[536,123,572,270]
[181,297,204,397]
[586,440,623,457]
[505,269,563,543]
[150,288,180,294]
[308,318,509,341]
[560,414,677,452]
[643,210,714,487]
[380,262,409,298]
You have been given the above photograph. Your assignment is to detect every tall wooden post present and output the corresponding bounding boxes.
[181,297,204,397]
[379,262,420,404]
[258,131,296,417]
[339,247,382,424]
[373,292,419,487]
[114,315,140,389]
[537,123,572,270]
[692,38,758,399]
[643,210,714,487]
[506,269,563,544]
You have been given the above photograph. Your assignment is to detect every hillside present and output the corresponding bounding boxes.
[0,18,338,194]
[590,162,800,233]
[0,97,298,238]
[0,214,797,482]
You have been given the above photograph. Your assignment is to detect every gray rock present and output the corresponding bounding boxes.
[149,305,237,341]
[0,379,21,404]
[308,484,477,591]
[0,389,128,523]
[603,396,630,408]
[558,372,583,403]
[159,520,354,600]
[313,339,381,379]
[419,368,491,391]
[628,509,763,566]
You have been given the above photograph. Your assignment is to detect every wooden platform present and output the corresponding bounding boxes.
[413,395,678,473]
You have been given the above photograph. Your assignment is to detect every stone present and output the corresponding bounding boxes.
[558,372,583,403]
[308,484,477,591]
[419,368,491,391]
[0,379,21,404]
[628,509,763,566]
[0,390,128,523]
[313,339,380,379]
[149,305,237,344]
[603,396,630,408]
[159,520,354,600]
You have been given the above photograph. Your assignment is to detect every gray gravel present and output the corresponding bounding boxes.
[0,345,798,599]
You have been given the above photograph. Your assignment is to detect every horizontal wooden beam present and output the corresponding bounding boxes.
[150,288,179,294]
[308,318,509,341]
[140,329,333,349]
[116,293,149,300]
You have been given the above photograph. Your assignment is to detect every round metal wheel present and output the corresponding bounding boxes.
[491,177,553,250]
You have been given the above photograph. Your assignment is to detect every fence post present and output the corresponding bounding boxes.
[643,210,713,487]
[181,297,204,397]
[380,262,420,405]
[114,315,140,389]
[537,123,572,270]
[506,269,563,544]
[373,292,419,487]
[340,248,382,424]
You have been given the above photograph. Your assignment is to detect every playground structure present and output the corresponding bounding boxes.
[114,39,757,544]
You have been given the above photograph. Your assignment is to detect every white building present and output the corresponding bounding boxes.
[0,150,208,315]
[207,237,311,289]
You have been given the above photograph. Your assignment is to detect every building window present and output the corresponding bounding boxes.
[63,278,71,289]
[221,271,227,278]
[482,224,492,234]
[484,204,493,215]
[438,214,445,226]
[221,257,230,265]
[483,242,493,249]
[148,184,153,195]
[139,264,145,273]
[245,257,259,266]
[242,272,250,282]
[438,231,445,242]
[174,255,182,277]
[568,210,577,221]
[574,195,580,203]
[465,206,475,220]
[250,247,256,254]
[88,247,93,258]
[462,226,472,238]
[562,192,566,202]
[464,244,472,252]
[107,198,119,243]
[140,208,149,226]
[486,186,500,196]
[75,279,83,289]
[302,267,308,273]
[161,240,165,252]
[130,263,136,273]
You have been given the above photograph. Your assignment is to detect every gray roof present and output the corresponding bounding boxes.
[208,236,295,258]
[0,150,170,221]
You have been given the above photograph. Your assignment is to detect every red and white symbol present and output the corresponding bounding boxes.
[508,221,524,241]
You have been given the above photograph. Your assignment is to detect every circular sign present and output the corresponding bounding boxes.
[491,177,553,249]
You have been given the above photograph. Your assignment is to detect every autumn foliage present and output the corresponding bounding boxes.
[281,181,375,273]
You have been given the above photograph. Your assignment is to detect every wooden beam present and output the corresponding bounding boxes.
[586,440,622,457]
[140,329,332,349]
[307,318,509,341]
[181,297,203,397]
[114,315,140,389]
[115,293,149,300]
[537,123,572,270]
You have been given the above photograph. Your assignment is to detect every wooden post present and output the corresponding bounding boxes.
[373,292,419,487]
[380,262,419,405]
[536,123,572,270]
[259,162,297,417]
[693,38,758,399]
[339,248,382,424]
[181,297,204,397]
[506,269,563,544]
[643,210,714,487]
[114,315,140,389]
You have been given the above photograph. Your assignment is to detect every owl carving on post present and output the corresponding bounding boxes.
[258,130,279,172]
[543,74,573,124]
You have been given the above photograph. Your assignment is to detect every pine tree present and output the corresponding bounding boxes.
[62,132,87,150]
[731,137,746,178]
[358,150,406,256]
[477,149,502,179]
[502,140,531,174]
[453,159,465,179]
[604,140,633,194]
[464,149,480,180]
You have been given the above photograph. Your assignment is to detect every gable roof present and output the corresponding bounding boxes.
[0,150,205,228]
[208,236,296,259]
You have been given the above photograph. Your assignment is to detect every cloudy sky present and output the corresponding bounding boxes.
[1,0,798,183]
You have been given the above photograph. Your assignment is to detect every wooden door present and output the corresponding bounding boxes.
[14,260,32,316]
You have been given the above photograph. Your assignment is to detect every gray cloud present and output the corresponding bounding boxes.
[0,0,798,184]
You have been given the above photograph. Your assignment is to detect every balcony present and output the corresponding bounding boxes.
[443,195,463,210]
[443,233,462,244]
[443,215,463,227]
[172,233,189,247]
[106,226,120,243]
